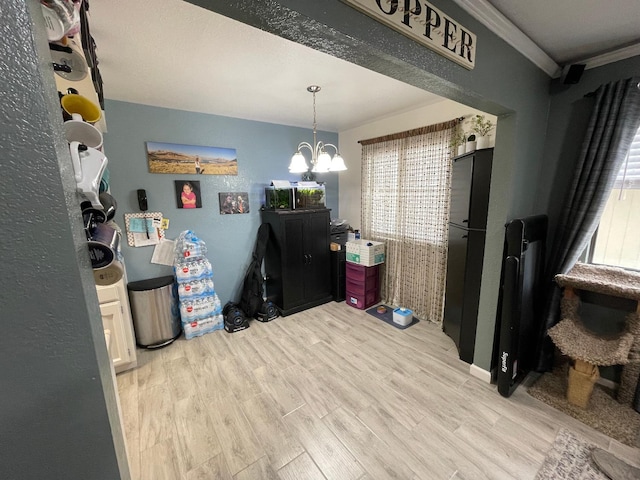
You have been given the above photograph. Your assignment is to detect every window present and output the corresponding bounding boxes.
[360,120,457,322]
[362,135,451,244]
[590,125,640,270]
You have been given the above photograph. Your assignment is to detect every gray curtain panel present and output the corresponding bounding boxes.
[535,77,640,372]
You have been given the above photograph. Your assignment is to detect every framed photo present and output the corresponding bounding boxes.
[147,141,237,175]
[175,180,202,209]
[219,192,249,215]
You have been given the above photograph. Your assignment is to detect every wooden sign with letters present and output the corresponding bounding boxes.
[342,0,476,70]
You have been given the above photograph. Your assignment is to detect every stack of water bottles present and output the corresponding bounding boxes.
[174,230,223,339]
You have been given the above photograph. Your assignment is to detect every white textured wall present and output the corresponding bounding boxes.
[337,98,497,228]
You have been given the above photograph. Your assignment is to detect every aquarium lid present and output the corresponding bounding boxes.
[271,180,292,188]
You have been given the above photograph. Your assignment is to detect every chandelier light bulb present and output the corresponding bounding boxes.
[314,151,332,172]
[330,153,347,171]
[288,151,309,173]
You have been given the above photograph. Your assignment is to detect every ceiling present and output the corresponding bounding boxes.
[482,0,640,65]
[88,0,640,132]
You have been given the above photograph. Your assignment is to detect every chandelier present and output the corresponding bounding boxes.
[288,85,347,173]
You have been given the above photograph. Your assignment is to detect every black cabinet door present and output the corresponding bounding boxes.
[467,149,492,230]
[281,214,306,310]
[305,210,331,301]
[458,229,486,363]
[450,156,473,227]
[451,149,493,230]
[443,224,469,350]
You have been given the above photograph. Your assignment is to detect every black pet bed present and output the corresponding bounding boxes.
[365,304,419,330]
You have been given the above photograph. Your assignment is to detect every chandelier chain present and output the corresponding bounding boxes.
[313,90,317,135]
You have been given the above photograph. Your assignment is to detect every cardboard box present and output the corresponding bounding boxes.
[346,239,385,266]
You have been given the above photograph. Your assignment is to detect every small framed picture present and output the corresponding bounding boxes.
[175,180,202,209]
[219,192,249,214]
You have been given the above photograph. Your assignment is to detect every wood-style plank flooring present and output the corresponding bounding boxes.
[116,302,640,479]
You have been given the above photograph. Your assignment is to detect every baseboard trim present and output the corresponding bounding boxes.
[469,364,492,383]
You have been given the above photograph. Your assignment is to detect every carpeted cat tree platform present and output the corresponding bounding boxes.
[549,263,640,409]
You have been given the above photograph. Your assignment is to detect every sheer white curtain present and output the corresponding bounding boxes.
[360,119,461,323]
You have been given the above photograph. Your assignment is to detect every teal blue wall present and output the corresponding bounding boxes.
[104,100,339,305]
[2,1,128,477]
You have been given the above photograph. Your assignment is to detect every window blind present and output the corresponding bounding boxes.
[615,126,640,188]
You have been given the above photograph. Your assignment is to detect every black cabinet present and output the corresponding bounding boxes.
[443,148,493,364]
[330,250,346,302]
[449,148,492,230]
[261,209,332,315]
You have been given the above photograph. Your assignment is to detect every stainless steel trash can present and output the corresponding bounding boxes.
[127,275,181,348]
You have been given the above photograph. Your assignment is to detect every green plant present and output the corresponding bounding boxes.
[267,188,291,209]
[471,114,494,137]
[296,188,325,208]
[450,129,467,148]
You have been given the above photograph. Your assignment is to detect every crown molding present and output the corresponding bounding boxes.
[583,43,640,71]
[450,0,561,77]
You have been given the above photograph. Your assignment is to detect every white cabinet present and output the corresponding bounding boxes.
[97,278,137,373]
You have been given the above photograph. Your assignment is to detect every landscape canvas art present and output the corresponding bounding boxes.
[146,141,238,175]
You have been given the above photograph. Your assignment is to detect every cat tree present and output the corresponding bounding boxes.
[548,263,640,409]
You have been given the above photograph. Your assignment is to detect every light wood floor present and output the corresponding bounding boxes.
[116,301,640,479]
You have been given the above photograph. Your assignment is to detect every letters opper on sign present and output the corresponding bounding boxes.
[342,0,476,70]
